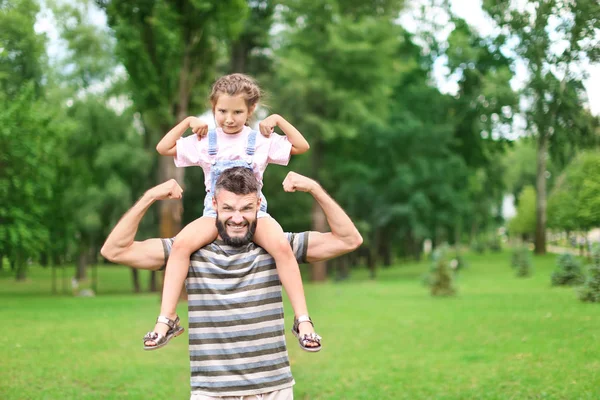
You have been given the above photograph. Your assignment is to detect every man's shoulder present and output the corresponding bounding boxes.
[161,232,309,264]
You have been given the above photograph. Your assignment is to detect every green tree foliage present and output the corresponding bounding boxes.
[270,0,404,279]
[483,0,600,254]
[503,138,557,207]
[551,253,584,286]
[0,0,64,279]
[548,152,600,233]
[98,0,249,249]
[508,185,536,239]
[0,0,46,97]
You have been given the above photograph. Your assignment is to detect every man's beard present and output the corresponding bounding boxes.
[215,216,257,246]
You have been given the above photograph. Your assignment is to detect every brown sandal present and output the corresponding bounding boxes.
[292,315,322,352]
[143,315,185,351]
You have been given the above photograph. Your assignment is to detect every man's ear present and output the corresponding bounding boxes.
[212,196,218,210]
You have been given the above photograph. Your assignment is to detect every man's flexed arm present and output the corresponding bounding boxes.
[100,180,183,270]
[282,172,363,263]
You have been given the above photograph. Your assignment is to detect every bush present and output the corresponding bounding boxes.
[471,240,486,254]
[488,236,502,252]
[511,246,532,277]
[551,253,584,286]
[428,245,457,296]
[578,244,600,303]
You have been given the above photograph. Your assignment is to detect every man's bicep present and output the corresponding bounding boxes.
[114,238,167,270]
[304,231,353,263]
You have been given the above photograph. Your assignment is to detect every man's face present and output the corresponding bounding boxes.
[213,190,260,246]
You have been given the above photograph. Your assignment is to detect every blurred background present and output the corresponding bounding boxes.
[1,0,599,399]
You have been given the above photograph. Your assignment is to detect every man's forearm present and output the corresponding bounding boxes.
[310,184,362,247]
[100,193,155,260]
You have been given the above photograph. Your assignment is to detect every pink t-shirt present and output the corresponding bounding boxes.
[174,126,292,191]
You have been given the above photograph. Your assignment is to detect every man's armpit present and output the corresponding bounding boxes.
[286,232,309,264]
[160,238,174,270]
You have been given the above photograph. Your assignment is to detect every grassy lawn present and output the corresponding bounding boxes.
[1,251,599,399]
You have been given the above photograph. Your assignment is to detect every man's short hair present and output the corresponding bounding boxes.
[214,167,260,196]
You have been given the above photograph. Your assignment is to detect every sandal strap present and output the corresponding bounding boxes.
[293,315,314,334]
[156,315,178,330]
[143,331,164,341]
[300,332,322,345]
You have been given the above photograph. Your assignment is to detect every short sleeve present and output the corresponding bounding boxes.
[159,238,174,270]
[174,135,203,167]
[267,134,292,166]
[285,232,309,264]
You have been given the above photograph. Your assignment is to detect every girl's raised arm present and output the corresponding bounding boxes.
[259,114,310,155]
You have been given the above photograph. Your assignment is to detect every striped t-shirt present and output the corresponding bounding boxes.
[161,232,309,397]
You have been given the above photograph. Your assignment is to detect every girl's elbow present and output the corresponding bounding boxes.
[156,144,168,155]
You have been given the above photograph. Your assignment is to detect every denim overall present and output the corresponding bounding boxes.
[201,129,269,218]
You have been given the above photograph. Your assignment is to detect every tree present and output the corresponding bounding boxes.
[548,151,600,234]
[0,0,64,280]
[508,185,536,240]
[98,0,248,290]
[483,0,600,254]
[97,0,248,249]
[271,0,404,280]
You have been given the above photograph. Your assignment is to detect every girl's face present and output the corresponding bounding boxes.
[213,94,255,134]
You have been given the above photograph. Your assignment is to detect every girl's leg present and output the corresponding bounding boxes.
[145,216,217,346]
[253,217,319,348]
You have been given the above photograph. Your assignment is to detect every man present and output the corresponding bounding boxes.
[101,167,362,399]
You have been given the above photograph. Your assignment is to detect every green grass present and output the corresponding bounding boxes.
[1,251,599,399]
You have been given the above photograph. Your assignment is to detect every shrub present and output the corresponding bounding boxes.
[488,236,502,252]
[428,245,457,296]
[551,253,584,286]
[578,244,600,303]
[511,246,533,277]
[471,239,486,254]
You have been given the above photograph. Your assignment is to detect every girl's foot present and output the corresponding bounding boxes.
[292,315,322,352]
[297,321,320,348]
[143,315,184,350]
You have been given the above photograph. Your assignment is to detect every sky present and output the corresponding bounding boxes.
[35,0,599,117]
[399,0,600,116]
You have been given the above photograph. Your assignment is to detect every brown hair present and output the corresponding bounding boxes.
[214,167,260,196]
[209,73,262,113]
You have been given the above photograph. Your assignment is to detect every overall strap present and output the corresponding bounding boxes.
[208,129,218,156]
[246,130,258,156]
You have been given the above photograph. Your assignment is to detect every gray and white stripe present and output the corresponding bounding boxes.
[162,232,309,397]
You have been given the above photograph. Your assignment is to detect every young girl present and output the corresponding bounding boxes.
[143,73,322,352]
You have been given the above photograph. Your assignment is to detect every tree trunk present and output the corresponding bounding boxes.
[535,132,548,255]
[310,140,327,281]
[367,246,377,279]
[149,270,159,293]
[131,267,141,293]
[52,265,57,294]
[15,251,27,281]
[311,200,328,281]
[76,245,89,281]
[379,237,391,267]
[230,39,248,73]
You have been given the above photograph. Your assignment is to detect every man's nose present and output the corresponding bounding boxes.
[230,212,244,223]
